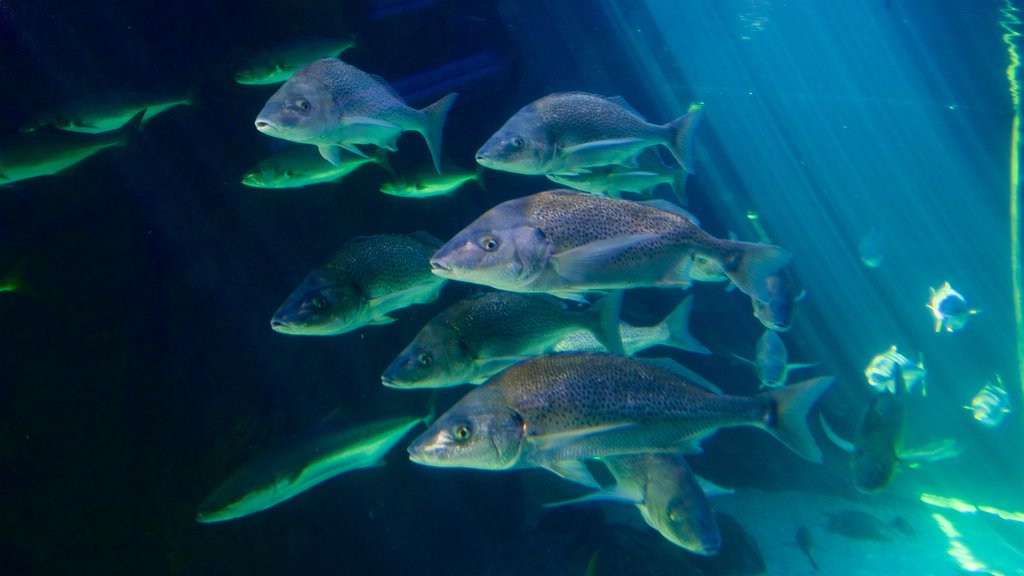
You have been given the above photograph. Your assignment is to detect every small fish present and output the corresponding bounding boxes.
[255,58,457,173]
[407,353,833,483]
[475,92,702,176]
[381,291,623,389]
[926,281,978,333]
[544,148,688,205]
[733,329,815,389]
[429,190,792,303]
[379,165,483,198]
[241,146,384,188]
[551,294,710,356]
[196,405,431,523]
[795,525,818,571]
[964,375,1012,427]
[0,110,144,185]
[235,36,358,85]
[858,227,887,268]
[824,510,893,542]
[864,345,926,396]
[19,90,193,134]
[751,266,805,332]
[271,232,447,335]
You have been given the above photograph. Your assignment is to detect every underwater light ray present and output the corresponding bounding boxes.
[1000,1,1024,409]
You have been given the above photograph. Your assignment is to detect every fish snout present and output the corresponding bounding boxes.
[254,117,278,133]
[430,258,454,275]
[270,317,293,333]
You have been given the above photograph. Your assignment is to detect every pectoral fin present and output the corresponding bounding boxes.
[551,234,659,283]
[543,460,601,488]
[560,137,648,166]
[529,423,634,452]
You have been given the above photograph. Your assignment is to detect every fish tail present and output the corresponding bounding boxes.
[761,376,834,462]
[665,105,703,174]
[116,109,146,147]
[472,165,487,192]
[659,295,710,354]
[589,291,625,355]
[371,148,396,175]
[669,165,689,206]
[717,240,792,303]
[418,93,458,174]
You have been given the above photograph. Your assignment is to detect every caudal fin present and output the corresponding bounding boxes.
[588,290,625,355]
[664,105,703,174]
[659,295,710,355]
[761,376,834,462]
[719,240,792,303]
[418,93,458,174]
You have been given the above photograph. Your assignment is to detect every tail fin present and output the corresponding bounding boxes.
[588,291,625,355]
[115,109,146,147]
[669,165,689,206]
[664,105,703,174]
[761,376,834,462]
[418,93,458,174]
[659,295,710,355]
[472,165,487,192]
[719,240,792,303]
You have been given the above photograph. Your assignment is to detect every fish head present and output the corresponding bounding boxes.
[642,471,721,555]
[381,324,473,388]
[431,214,550,291]
[407,387,524,469]
[475,110,554,174]
[270,273,363,335]
[255,67,337,143]
[196,472,281,523]
[851,446,896,493]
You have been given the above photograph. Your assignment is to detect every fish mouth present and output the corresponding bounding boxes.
[254,118,278,133]
[380,376,405,388]
[270,318,292,332]
[430,259,454,275]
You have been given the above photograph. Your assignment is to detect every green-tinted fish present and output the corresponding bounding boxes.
[824,510,893,542]
[20,91,193,134]
[475,92,702,175]
[379,165,483,198]
[241,146,384,188]
[551,294,709,356]
[733,329,814,389]
[271,232,447,335]
[255,58,457,173]
[381,292,623,389]
[545,148,688,205]
[196,407,430,523]
[0,110,143,185]
[407,353,833,483]
[429,190,792,303]
[795,525,818,571]
[235,36,358,85]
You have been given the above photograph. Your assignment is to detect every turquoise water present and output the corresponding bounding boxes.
[0,0,1020,574]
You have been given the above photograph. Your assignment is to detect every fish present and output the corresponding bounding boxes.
[824,510,893,542]
[551,294,710,356]
[548,453,722,555]
[795,525,818,571]
[379,165,483,198]
[475,92,702,176]
[19,91,193,134]
[0,109,144,185]
[429,189,792,303]
[864,345,926,396]
[235,36,358,85]
[964,375,1012,427]
[407,353,833,484]
[240,146,384,189]
[733,329,815,389]
[196,405,431,523]
[380,291,624,389]
[751,266,805,332]
[254,58,457,174]
[0,258,26,293]
[271,232,447,336]
[821,365,961,493]
[544,148,688,205]
[926,281,979,333]
[857,227,887,268]
[889,516,916,538]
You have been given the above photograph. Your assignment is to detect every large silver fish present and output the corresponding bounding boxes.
[1,110,143,185]
[197,407,430,523]
[255,58,457,173]
[381,292,623,388]
[235,37,357,85]
[19,91,192,134]
[271,232,447,335]
[429,189,792,303]
[407,353,833,484]
[475,92,701,176]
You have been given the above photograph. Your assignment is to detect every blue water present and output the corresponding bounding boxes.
[0,0,1020,574]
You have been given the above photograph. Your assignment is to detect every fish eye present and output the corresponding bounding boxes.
[479,236,499,252]
[307,296,327,309]
[511,137,524,149]
[296,99,311,111]
[452,423,472,442]
[417,352,433,367]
